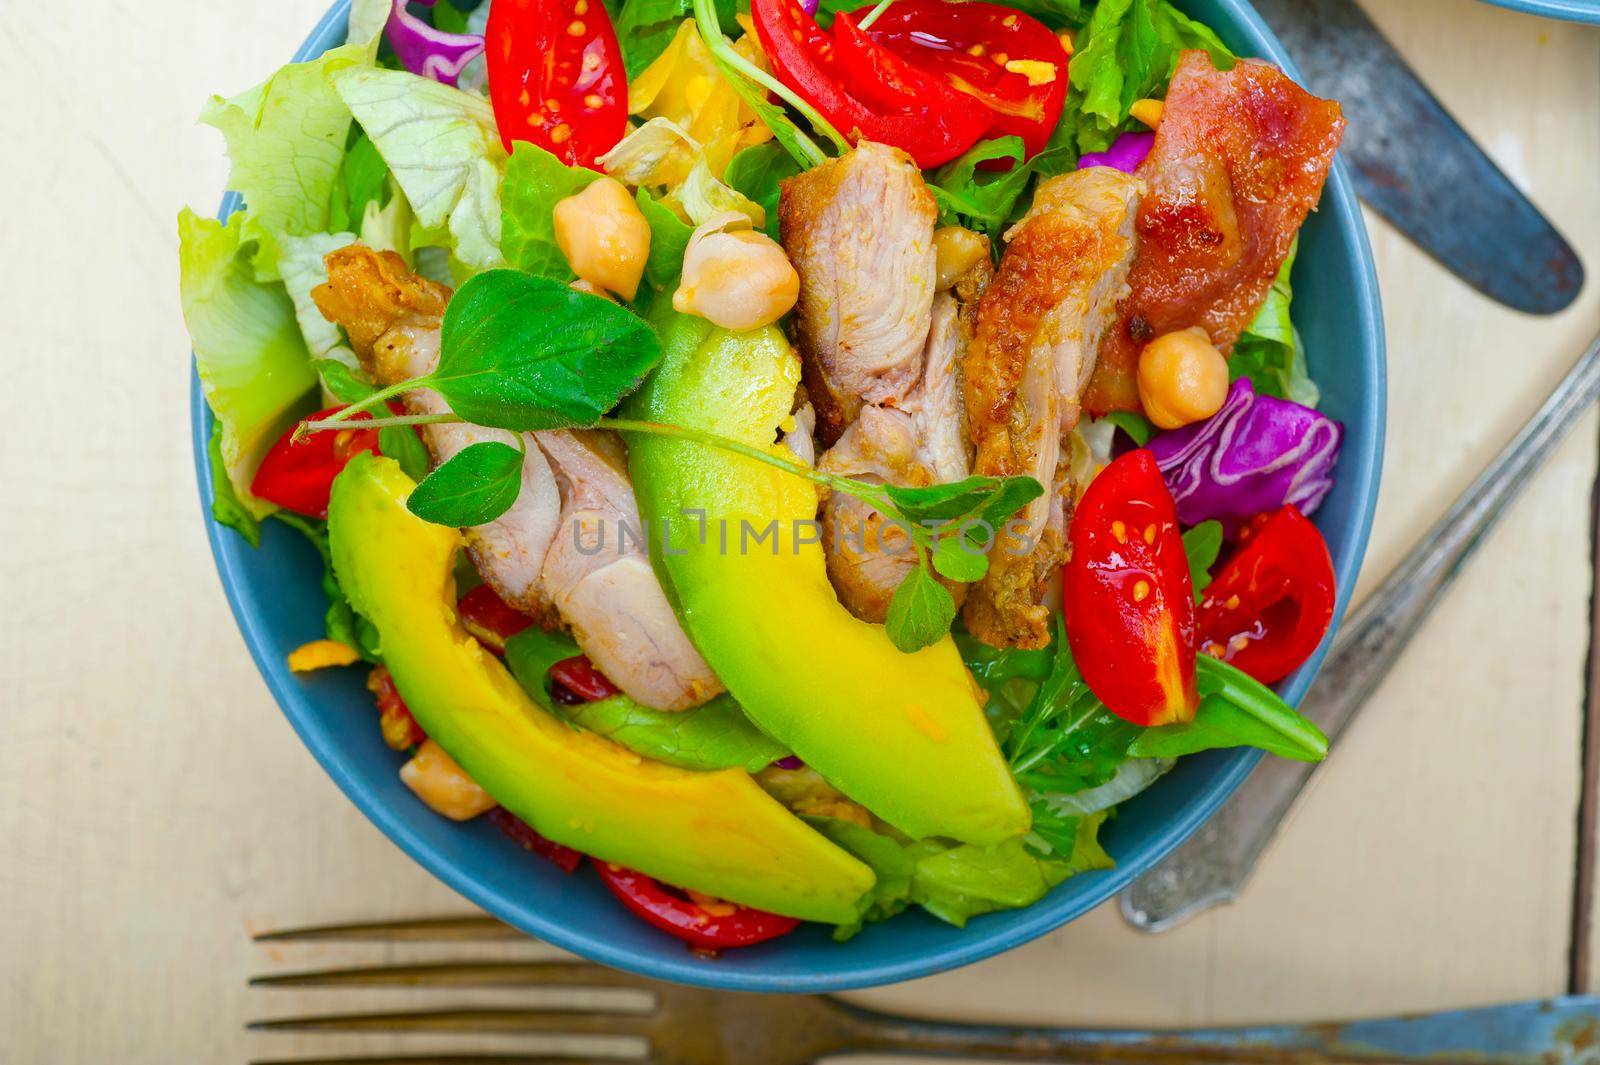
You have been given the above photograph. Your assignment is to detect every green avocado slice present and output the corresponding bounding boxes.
[328,453,874,923]
[623,313,1031,846]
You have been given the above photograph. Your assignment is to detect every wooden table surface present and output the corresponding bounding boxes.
[4,0,1598,1060]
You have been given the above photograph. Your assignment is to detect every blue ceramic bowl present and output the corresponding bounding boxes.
[1478,0,1600,23]
[191,0,1385,992]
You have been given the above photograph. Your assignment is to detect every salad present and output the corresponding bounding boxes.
[182,0,1348,950]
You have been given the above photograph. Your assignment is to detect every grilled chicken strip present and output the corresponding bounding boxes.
[780,142,939,446]
[536,430,722,711]
[313,246,563,620]
[962,168,1143,650]
[314,246,720,710]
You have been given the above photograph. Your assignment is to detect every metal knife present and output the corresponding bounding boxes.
[1254,0,1584,314]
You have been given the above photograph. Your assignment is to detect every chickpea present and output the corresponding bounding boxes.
[673,212,799,331]
[553,177,651,301]
[933,226,987,290]
[1137,327,1229,429]
[399,739,498,821]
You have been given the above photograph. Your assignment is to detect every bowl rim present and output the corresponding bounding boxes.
[190,0,1386,992]
[1476,0,1600,23]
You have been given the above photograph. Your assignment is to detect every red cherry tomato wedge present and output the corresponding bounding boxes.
[751,0,990,167]
[1064,450,1199,726]
[251,405,386,519]
[864,0,1069,157]
[458,583,536,654]
[487,807,585,873]
[486,0,627,168]
[594,863,799,950]
[549,655,620,703]
[367,666,427,750]
[1196,506,1336,685]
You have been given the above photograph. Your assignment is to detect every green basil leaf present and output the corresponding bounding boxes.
[500,143,600,281]
[433,270,662,430]
[884,562,958,653]
[380,425,432,482]
[1103,410,1155,446]
[932,535,989,583]
[1181,520,1223,600]
[312,358,377,403]
[405,440,523,526]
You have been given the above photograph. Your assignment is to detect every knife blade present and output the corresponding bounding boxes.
[1253,0,1584,314]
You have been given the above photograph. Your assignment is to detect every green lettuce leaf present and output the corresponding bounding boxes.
[199,42,375,280]
[1229,239,1320,407]
[333,66,507,271]
[327,132,391,234]
[179,208,316,518]
[927,137,1075,242]
[503,628,792,772]
[636,188,694,303]
[1181,519,1224,600]
[500,142,600,280]
[615,0,692,75]
[278,231,360,367]
[724,141,800,241]
[1061,0,1233,154]
[206,420,261,547]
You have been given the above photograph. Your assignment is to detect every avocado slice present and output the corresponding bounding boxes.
[328,453,874,923]
[624,314,1031,846]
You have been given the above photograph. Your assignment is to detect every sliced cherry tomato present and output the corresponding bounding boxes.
[1064,449,1198,726]
[751,0,990,167]
[864,0,1068,157]
[594,863,799,950]
[549,655,620,703]
[486,0,627,168]
[487,807,585,873]
[458,584,536,655]
[251,405,385,519]
[1196,505,1336,685]
[367,666,427,750]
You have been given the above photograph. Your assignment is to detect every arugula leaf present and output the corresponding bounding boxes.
[1130,693,1320,761]
[1061,0,1234,154]
[380,426,432,481]
[272,511,383,661]
[500,143,600,281]
[207,420,262,547]
[327,132,391,234]
[503,628,792,771]
[432,270,662,430]
[927,137,1074,241]
[884,561,957,653]
[1185,655,1328,761]
[724,141,800,241]
[1230,240,1319,407]
[406,440,524,526]
[1181,520,1223,600]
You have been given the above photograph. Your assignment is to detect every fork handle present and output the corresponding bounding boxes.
[834,994,1600,1063]
[1121,329,1600,933]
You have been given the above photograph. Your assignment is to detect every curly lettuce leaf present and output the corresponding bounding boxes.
[180,209,316,518]
[1062,0,1233,154]
[199,43,375,280]
[927,137,1073,242]
[503,628,792,772]
[333,65,506,271]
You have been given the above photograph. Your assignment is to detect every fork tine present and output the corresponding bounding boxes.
[250,961,657,991]
[250,1056,640,1065]
[248,1008,653,1036]
[254,916,520,942]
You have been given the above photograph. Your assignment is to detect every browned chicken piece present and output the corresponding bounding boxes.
[816,259,987,623]
[962,168,1144,650]
[780,141,939,446]
[314,246,720,710]
[314,246,564,622]
[1085,51,1345,413]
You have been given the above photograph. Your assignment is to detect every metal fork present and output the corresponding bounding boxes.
[249,916,1600,1064]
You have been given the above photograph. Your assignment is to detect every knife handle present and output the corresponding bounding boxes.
[1123,330,1600,933]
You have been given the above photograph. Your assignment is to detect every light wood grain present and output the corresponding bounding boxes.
[2,0,1597,1061]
